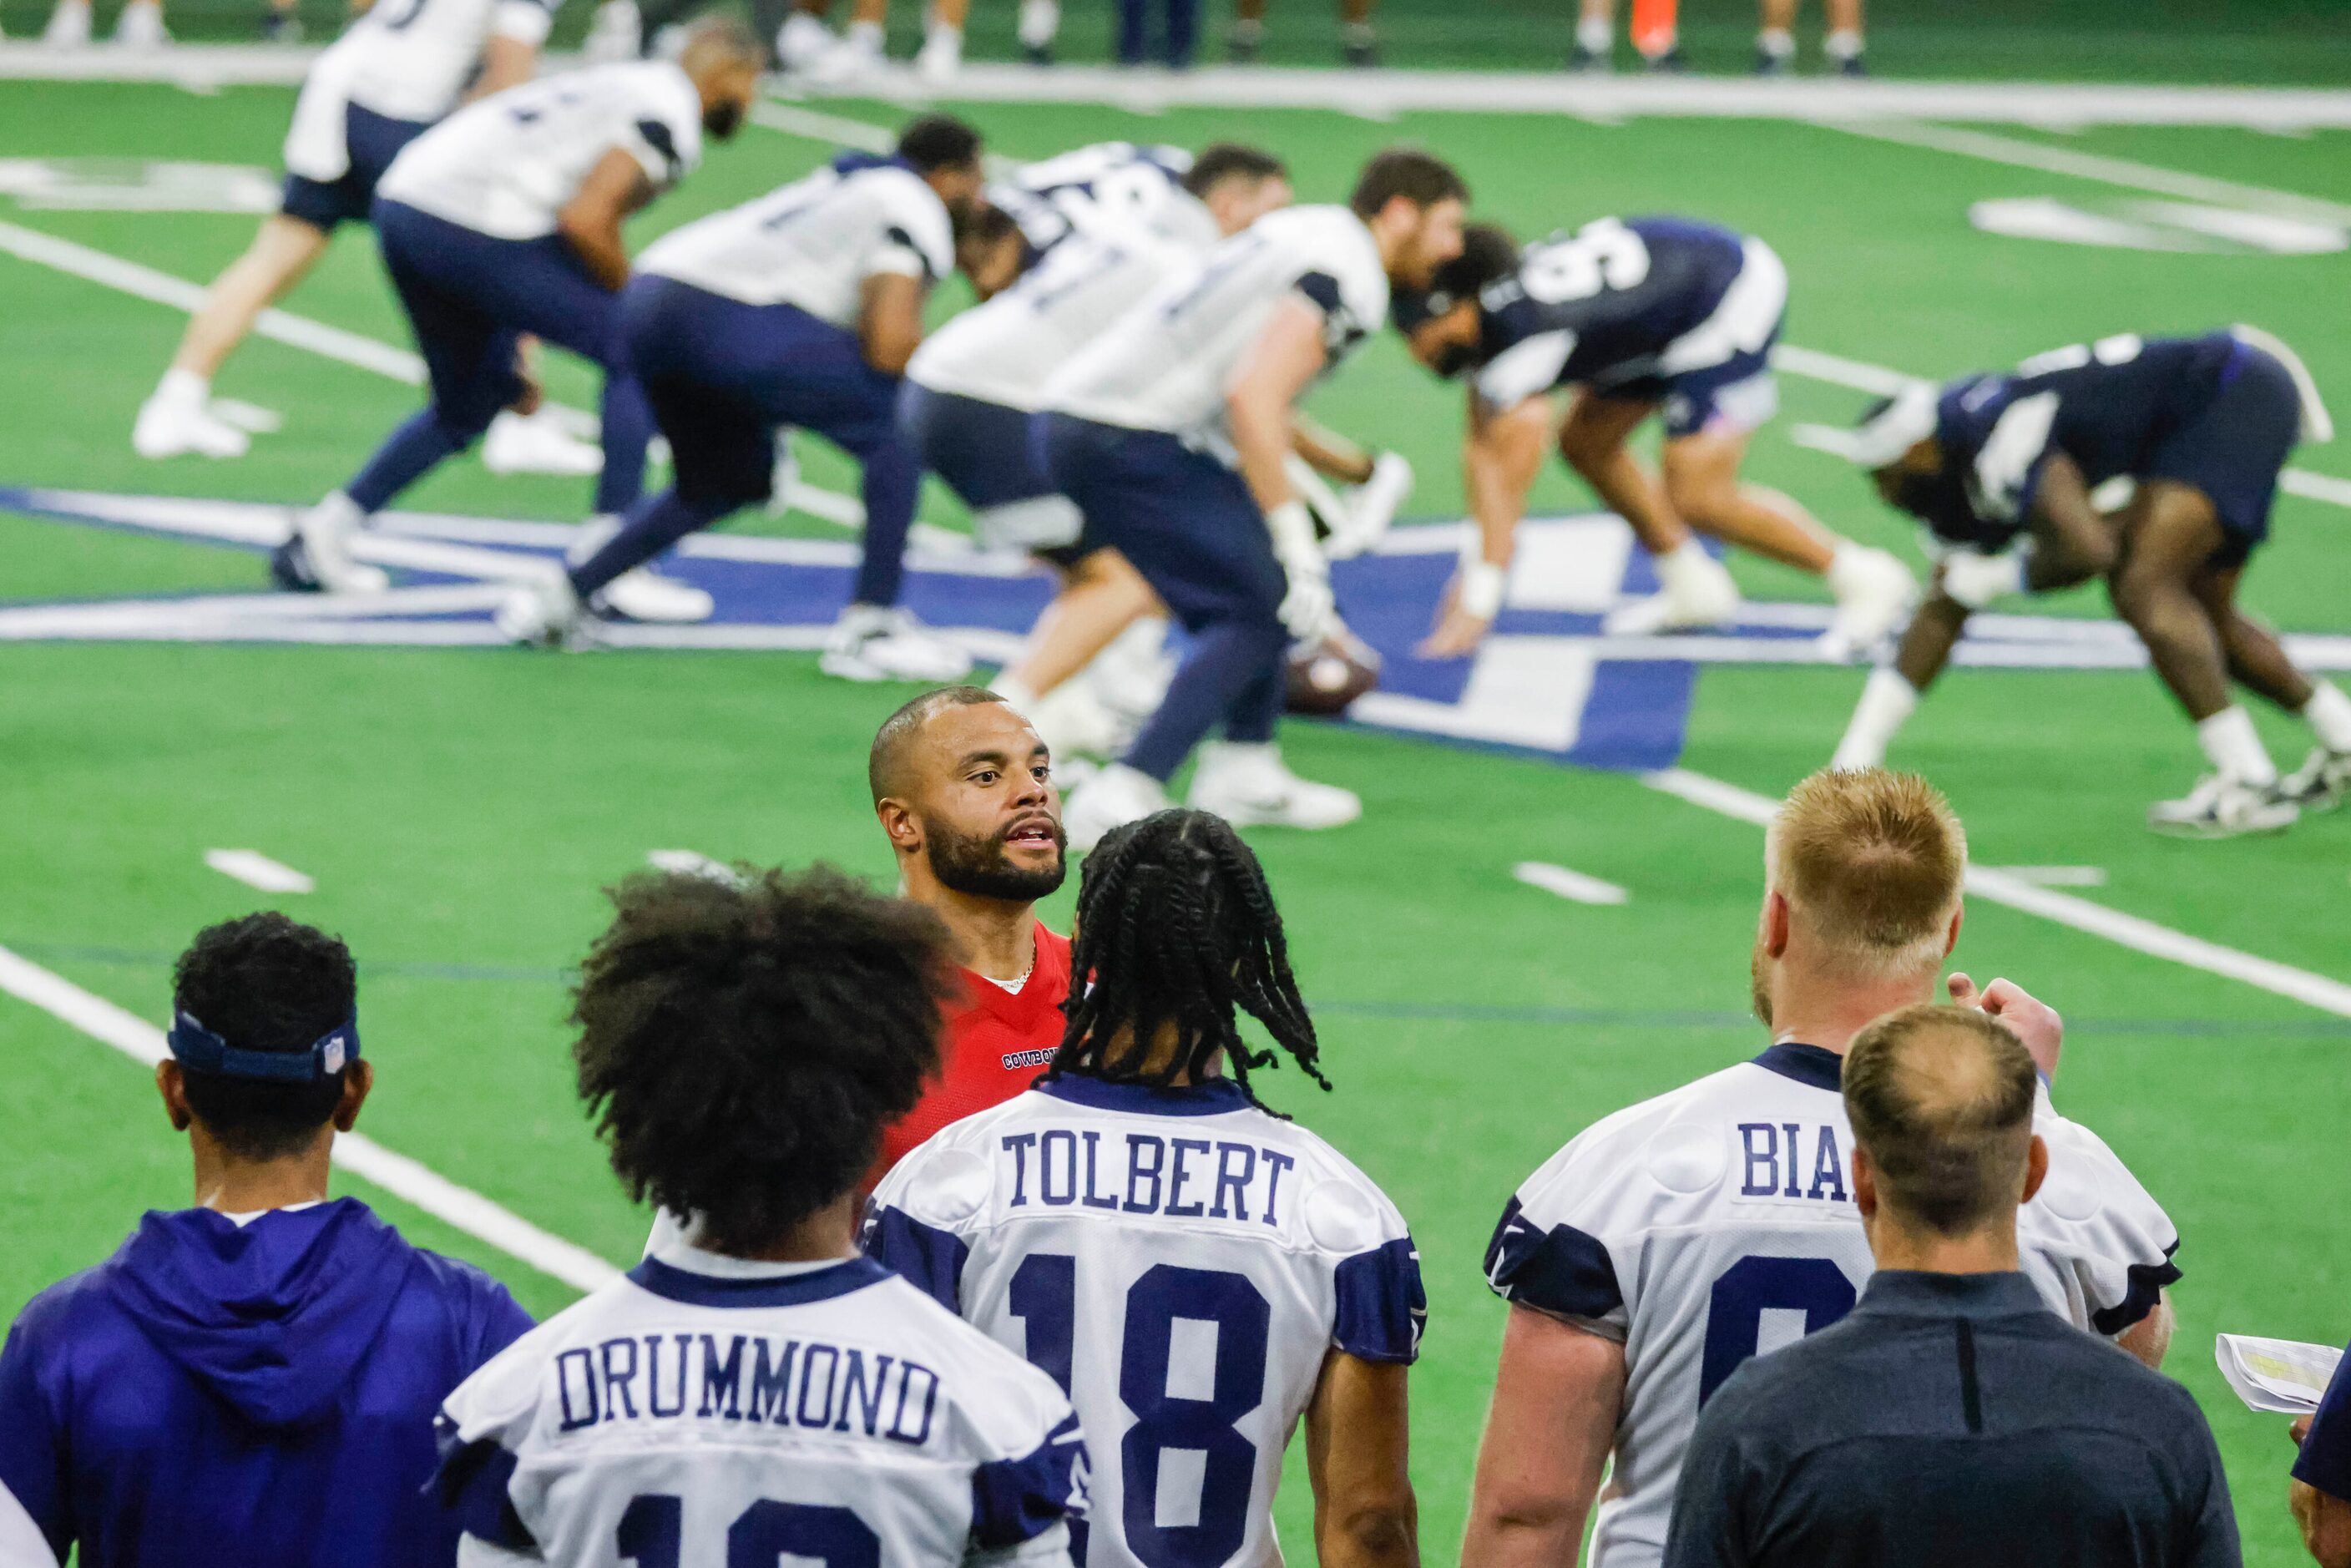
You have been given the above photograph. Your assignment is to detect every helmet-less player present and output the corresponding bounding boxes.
[434,865,1086,1567]
[906,143,1294,761]
[1040,149,1468,848]
[1463,767,2182,1568]
[867,809,1423,1568]
[497,116,987,668]
[1826,327,2349,837]
[132,0,551,462]
[279,23,762,599]
[1400,220,1913,657]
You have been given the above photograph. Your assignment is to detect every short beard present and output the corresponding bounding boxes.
[924,817,1067,903]
[1750,932,1774,1029]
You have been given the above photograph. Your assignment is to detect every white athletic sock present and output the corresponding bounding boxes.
[1757,25,1794,57]
[1575,15,1611,52]
[154,367,209,410]
[2197,706,2277,787]
[2299,680,2351,752]
[846,18,883,50]
[1653,541,1717,594]
[1017,0,1059,47]
[1823,27,1863,59]
[1833,666,1917,771]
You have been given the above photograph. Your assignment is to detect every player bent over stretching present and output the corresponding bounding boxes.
[1041,149,1468,847]
[1828,328,2348,837]
[432,865,1087,1565]
[868,808,1423,1568]
[1399,220,1913,657]
[1465,767,2180,1568]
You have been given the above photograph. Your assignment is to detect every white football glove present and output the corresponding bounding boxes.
[1941,545,2029,610]
[1267,499,1337,641]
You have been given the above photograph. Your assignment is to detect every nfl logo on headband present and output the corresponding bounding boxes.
[169,1011,361,1084]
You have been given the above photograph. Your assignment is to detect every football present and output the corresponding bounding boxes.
[1286,625,1383,716]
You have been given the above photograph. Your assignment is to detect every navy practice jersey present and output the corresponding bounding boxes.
[1917,331,2243,551]
[1472,217,1749,407]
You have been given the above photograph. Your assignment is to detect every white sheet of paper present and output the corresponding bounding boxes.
[2216,1333,2343,1415]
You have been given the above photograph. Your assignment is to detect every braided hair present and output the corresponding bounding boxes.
[1048,809,1329,1115]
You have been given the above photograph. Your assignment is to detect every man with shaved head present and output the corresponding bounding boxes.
[1666,1004,2241,1568]
[1465,766,2183,1568]
[866,685,1072,1176]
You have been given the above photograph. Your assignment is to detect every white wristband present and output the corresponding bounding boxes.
[1266,498,1319,564]
[1458,559,1506,620]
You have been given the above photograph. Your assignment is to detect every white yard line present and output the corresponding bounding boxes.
[0,942,622,1292]
[1820,119,2351,227]
[1513,860,1630,905]
[1642,767,2351,1019]
[1991,865,2109,888]
[204,847,315,893]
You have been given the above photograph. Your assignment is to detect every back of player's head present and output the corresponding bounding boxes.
[1348,147,1469,220]
[868,684,1010,804]
[571,866,958,1253]
[1050,808,1330,1114]
[1426,222,1518,311]
[677,14,765,76]
[1767,766,1966,979]
[898,114,984,175]
[170,913,358,1161]
[1182,143,1287,198]
[1843,1004,2037,1236]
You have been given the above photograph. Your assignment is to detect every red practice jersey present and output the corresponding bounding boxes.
[872,923,1073,1181]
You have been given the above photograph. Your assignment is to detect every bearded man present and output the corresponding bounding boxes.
[865,685,1074,1176]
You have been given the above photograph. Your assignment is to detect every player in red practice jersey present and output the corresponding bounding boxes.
[867,685,1073,1176]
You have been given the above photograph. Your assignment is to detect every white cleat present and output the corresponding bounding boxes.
[1186,741,1361,831]
[133,395,250,460]
[775,9,836,68]
[594,567,712,624]
[804,33,885,83]
[495,572,588,648]
[112,1,166,46]
[285,493,388,594]
[1014,680,1129,762]
[1062,763,1173,851]
[582,0,641,62]
[2273,746,2351,814]
[2147,774,2298,839]
[1819,544,1918,663]
[1603,561,1742,636]
[820,604,974,683]
[483,407,604,477]
[43,0,91,46]
[915,26,961,80]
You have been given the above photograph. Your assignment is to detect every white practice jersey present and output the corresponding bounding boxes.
[281,0,553,180]
[866,1076,1425,1568]
[1484,1040,2181,1568]
[988,141,1195,260]
[1042,205,1389,446]
[377,61,701,240]
[910,196,1221,412]
[640,157,955,325]
[433,1237,1085,1568]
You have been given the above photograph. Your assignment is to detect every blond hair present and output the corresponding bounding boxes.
[1765,767,1966,979]
[1844,1004,2036,1236]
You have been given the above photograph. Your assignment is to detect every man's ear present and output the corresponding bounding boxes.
[1850,1142,1878,1222]
[876,797,922,856]
[2020,1133,2049,1206]
[1763,888,1793,959]
[1943,900,1964,960]
[156,1060,194,1132]
[333,1060,375,1134]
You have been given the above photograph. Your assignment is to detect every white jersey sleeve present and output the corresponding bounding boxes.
[866,1075,1423,1568]
[1041,205,1389,443]
[433,1246,1084,1568]
[377,61,701,240]
[2015,1085,2182,1337]
[910,200,1217,412]
[640,160,953,322]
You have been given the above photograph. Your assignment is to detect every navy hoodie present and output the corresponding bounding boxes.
[0,1199,532,1567]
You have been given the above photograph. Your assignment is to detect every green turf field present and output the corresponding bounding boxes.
[4,72,2350,1565]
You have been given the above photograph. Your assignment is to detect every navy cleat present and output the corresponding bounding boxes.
[270,536,320,592]
[1834,50,1868,75]
[1754,45,1790,74]
[1023,40,1052,63]
[1567,41,1610,71]
[2147,775,2298,839]
[1645,46,1687,71]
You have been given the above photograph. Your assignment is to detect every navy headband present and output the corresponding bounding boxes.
[168,1012,359,1084]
